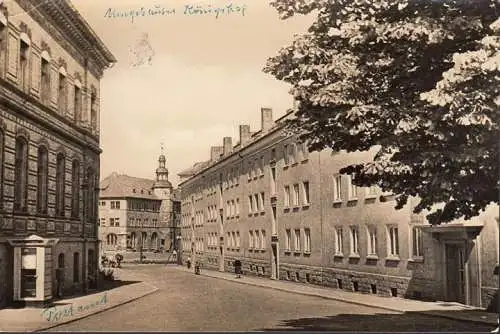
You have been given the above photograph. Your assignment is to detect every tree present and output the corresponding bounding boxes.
[264,0,499,224]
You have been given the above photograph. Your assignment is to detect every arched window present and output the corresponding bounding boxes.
[55,153,65,217]
[58,253,65,268]
[14,137,28,212]
[37,146,49,214]
[87,167,96,223]
[73,252,79,283]
[71,160,80,218]
[0,129,4,207]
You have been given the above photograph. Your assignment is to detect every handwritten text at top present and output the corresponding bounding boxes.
[104,3,247,23]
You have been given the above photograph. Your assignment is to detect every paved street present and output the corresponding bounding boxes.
[44,265,493,332]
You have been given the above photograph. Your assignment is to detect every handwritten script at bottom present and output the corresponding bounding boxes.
[41,293,108,323]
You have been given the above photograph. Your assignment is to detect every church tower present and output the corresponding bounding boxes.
[153,144,173,199]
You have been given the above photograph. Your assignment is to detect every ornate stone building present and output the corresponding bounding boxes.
[0,0,115,307]
[178,107,499,310]
[98,151,178,255]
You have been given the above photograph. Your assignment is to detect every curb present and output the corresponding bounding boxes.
[33,284,160,332]
[196,270,497,327]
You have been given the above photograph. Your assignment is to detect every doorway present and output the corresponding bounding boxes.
[445,243,466,304]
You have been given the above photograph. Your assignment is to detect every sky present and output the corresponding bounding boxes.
[71,0,313,186]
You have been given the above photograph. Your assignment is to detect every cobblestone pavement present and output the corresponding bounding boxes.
[43,265,494,332]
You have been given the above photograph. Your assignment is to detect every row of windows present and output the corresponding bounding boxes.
[249,229,266,250]
[285,228,311,253]
[0,21,99,129]
[227,231,241,249]
[207,232,219,247]
[127,217,159,228]
[57,251,90,284]
[284,182,310,208]
[226,198,240,219]
[334,225,423,258]
[182,140,308,200]
[1,134,97,219]
[248,193,265,214]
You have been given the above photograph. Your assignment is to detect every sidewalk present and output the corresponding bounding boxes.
[173,266,498,327]
[0,268,159,332]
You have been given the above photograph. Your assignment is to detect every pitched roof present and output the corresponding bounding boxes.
[99,172,159,199]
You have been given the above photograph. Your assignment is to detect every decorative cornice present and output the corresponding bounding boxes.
[14,0,116,79]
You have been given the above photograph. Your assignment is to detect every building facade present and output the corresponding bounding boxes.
[178,107,499,310]
[98,152,178,256]
[0,0,115,307]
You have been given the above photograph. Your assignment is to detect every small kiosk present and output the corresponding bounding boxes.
[7,234,59,306]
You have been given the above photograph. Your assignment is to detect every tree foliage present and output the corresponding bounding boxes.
[264,0,499,224]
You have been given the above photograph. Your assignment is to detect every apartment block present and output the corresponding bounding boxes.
[178,107,499,310]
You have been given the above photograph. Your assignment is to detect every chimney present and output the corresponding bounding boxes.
[239,125,251,147]
[210,146,223,162]
[223,137,232,156]
[261,107,274,132]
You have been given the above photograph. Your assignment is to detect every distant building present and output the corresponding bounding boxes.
[0,0,115,308]
[178,107,499,310]
[98,151,179,255]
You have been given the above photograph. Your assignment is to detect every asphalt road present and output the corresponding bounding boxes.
[45,265,494,332]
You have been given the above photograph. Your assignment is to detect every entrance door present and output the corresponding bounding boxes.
[271,243,278,280]
[445,244,466,303]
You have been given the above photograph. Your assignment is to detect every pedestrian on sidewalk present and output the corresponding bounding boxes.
[234,260,242,278]
[186,256,191,269]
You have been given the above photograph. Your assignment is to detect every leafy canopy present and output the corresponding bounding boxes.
[264,0,499,224]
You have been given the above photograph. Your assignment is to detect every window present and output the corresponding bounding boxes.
[304,228,311,253]
[40,58,50,103]
[348,176,358,199]
[292,184,300,206]
[294,229,301,252]
[249,231,254,249]
[254,194,259,211]
[259,156,264,176]
[114,218,120,227]
[14,137,28,212]
[74,84,81,121]
[226,200,230,218]
[285,229,291,251]
[55,153,66,217]
[90,91,97,129]
[260,192,265,211]
[58,73,67,112]
[350,227,359,255]
[236,198,240,216]
[302,181,310,205]
[284,186,290,207]
[412,226,423,258]
[37,146,49,214]
[283,144,289,166]
[333,175,342,202]
[236,231,240,248]
[71,160,80,218]
[301,142,309,160]
[0,130,3,206]
[248,195,253,213]
[254,230,260,249]
[19,40,29,90]
[367,226,377,255]
[260,230,266,249]
[388,226,399,257]
[290,144,296,165]
[73,252,80,283]
[366,185,378,197]
[270,167,276,195]
[100,218,106,226]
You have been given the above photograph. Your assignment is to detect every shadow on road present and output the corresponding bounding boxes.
[258,310,496,332]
